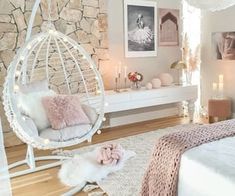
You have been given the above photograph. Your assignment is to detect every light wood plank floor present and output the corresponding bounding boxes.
[6,116,200,196]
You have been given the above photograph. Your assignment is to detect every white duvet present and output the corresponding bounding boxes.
[178,136,235,196]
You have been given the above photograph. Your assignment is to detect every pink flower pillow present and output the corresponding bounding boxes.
[42,95,90,130]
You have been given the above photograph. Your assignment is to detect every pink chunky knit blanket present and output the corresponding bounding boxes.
[141,120,235,196]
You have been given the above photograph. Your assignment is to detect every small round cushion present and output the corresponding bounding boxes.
[158,73,173,86]
[151,78,161,89]
[146,82,153,90]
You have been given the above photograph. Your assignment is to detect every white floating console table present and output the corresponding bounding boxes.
[104,85,198,122]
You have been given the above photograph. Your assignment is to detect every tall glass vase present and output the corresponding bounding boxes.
[184,70,193,85]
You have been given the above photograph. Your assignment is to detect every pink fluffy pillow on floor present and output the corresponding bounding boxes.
[42,95,90,130]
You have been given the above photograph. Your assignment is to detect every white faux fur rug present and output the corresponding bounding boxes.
[65,124,198,196]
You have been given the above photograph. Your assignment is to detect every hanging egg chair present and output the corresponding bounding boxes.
[2,0,105,151]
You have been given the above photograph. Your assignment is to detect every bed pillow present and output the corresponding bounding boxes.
[42,95,91,130]
[18,90,56,131]
[19,79,49,93]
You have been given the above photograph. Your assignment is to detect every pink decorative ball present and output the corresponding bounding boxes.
[158,73,173,86]
[146,82,153,90]
[151,78,161,89]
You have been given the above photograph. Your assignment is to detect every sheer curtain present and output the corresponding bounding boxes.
[185,0,235,11]
[0,119,12,196]
[182,0,201,116]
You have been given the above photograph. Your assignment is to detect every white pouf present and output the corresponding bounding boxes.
[151,78,161,89]
[158,73,173,86]
[146,82,153,90]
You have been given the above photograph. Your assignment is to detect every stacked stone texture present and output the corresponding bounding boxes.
[0,0,109,140]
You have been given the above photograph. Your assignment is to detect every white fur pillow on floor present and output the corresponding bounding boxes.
[58,147,136,190]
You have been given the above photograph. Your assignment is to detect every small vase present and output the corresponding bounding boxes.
[131,81,141,90]
[184,70,192,85]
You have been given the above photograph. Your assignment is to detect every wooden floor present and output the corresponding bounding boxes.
[6,116,200,196]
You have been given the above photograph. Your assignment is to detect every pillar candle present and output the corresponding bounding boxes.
[219,74,224,84]
[124,66,127,78]
[218,83,224,98]
[212,83,218,99]
[212,83,217,91]
[218,83,224,92]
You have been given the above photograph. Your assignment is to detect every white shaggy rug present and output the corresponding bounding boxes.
[67,124,198,196]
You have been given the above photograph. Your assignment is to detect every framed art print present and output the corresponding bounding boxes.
[212,32,235,60]
[159,8,179,46]
[124,0,157,58]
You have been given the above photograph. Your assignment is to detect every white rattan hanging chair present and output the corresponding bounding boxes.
[3,29,105,149]
[3,1,105,149]
[2,0,105,178]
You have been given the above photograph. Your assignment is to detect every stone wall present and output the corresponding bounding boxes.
[0,0,109,146]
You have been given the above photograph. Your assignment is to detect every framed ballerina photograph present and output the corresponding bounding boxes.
[124,0,157,58]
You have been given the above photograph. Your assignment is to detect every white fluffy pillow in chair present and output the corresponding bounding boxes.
[19,79,49,93]
[18,90,56,131]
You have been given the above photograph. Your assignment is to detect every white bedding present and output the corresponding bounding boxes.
[178,136,235,196]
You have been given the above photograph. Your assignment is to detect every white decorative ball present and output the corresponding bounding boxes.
[158,73,173,86]
[146,82,153,90]
[151,78,162,89]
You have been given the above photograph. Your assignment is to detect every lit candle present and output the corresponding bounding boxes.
[219,74,224,84]
[218,83,224,99]
[124,66,127,78]
[218,83,224,93]
[212,83,218,99]
[212,83,217,91]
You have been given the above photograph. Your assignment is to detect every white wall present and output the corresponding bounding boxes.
[201,6,235,112]
[102,0,182,89]
[102,0,183,126]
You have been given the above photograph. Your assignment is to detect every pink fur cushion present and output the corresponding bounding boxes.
[42,95,90,130]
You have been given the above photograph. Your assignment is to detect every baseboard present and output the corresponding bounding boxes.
[105,106,179,128]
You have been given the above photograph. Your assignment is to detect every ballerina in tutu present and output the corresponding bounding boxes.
[128,14,154,45]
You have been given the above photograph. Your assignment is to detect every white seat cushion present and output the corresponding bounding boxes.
[40,124,92,142]
[82,104,98,125]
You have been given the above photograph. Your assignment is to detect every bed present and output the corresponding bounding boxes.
[178,135,235,196]
[141,120,235,196]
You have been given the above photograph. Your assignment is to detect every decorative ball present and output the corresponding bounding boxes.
[97,130,102,135]
[151,78,161,89]
[158,73,173,86]
[146,82,153,90]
